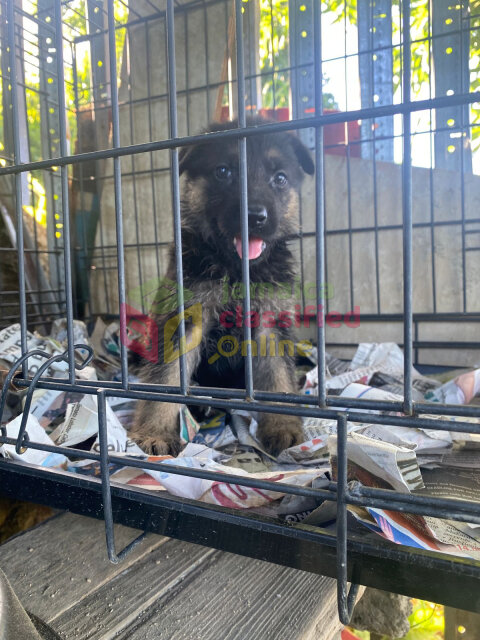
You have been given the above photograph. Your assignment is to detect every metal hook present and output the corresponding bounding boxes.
[73,344,95,371]
[0,350,51,436]
[16,431,30,455]
[14,344,93,455]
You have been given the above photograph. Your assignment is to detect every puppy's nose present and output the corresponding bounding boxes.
[248,205,268,228]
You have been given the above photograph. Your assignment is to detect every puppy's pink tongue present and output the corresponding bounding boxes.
[234,236,264,260]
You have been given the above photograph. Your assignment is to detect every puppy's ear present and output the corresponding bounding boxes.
[179,144,197,175]
[179,144,206,176]
[288,134,315,175]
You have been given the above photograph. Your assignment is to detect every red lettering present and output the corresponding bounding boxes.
[303,305,316,328]
[262,311,276,328]
[245,311,260,328]
[278,311,292,328]
[220,310,233,328]
[326,311,341,328]
[294,304,301,328]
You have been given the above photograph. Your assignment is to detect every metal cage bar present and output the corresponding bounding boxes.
[1,94,479,177]
[6,0,28,375]
[106,0,129,388]
[1,0,480,624]
[313,0,326,407]
[167,0,188,395]
[234,0,254,399]
[54,0,76,384]
[402,0,413,414]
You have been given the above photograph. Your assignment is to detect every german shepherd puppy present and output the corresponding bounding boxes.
[130,117,314,456]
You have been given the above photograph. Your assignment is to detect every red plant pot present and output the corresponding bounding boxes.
[220,106,360,157]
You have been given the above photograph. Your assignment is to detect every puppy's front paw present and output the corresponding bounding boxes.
[129,431,182,456]
[131,399,182,456]
[257,414,304,457]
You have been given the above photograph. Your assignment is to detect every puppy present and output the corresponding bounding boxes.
[130,117,314,456]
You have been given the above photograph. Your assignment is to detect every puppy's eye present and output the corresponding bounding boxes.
[214,165,232,181]
[273,171,288,187]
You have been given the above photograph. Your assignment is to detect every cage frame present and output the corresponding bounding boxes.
[0,0,480,624]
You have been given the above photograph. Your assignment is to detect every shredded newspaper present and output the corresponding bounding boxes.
[1,322,480,558]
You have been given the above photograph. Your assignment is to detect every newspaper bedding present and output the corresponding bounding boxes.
[1,321,480,559]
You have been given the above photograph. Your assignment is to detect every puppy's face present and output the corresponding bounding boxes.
[179,119,314,266]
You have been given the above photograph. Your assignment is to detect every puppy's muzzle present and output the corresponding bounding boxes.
[248,205,268,229]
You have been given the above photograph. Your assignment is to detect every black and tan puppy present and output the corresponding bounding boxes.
[130,117,314,456]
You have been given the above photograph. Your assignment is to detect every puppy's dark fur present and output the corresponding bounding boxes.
[130,117,314,456]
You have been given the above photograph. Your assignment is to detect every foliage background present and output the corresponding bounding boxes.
[259,0,338,109]
[327,0,480,152]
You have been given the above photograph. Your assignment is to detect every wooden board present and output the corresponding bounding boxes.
[0,512,166,623]
[51,539,217,639]
[1,512,343,640]
[115,552,341,640]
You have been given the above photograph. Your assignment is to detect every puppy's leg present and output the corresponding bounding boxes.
[130,341,201,456]
[130,368,183,456]
[253,340,304,456]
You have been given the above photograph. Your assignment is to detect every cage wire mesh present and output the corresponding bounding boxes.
[0,0,480,622]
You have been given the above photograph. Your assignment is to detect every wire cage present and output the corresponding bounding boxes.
[1,0,480,624]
